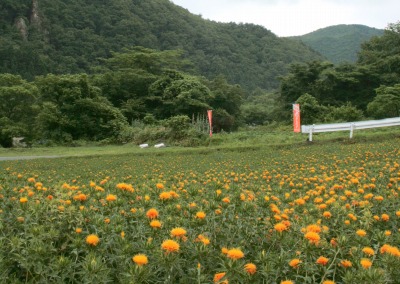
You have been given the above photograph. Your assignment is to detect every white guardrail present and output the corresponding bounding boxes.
[301,117,400,141]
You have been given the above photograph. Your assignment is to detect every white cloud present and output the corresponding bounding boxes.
[171,0,400,36]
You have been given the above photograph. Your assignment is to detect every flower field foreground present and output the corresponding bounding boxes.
[0,140,399,283]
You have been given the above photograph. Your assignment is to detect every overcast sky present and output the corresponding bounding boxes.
[170,0,399,37]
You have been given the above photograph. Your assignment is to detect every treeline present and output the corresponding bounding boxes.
[1,22,400,147]
[275,22,400,125]
[0,48,244,147]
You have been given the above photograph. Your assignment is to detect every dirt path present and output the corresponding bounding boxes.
[0,155,63,161]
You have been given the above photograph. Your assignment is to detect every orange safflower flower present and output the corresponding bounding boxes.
[161,239,180,253]
[305,231,320,244]
[322,281,335,284]
[227,248,244,260]
[381,214,390,221]
[360,258,372,269]
[146,208,159,219]
[150,220,162,228]
[196,211,206,219]
[340,259,352,268]
[362,247,375,256]
[356,229,367,237]
[132,254,148,266]
[214,272,228,283]
[244,263,257,275]
[75,193,87,201]
[159,191,172,200]
[281,281,294,284]
[20,197,28,203]
[196,234,210,245]
[380,244,400,257]
[289,258,301,268]
[156,183,164,189]
[306,224,321,233]
[105,194,117,201]
[222,197,230,203]
[322,211,332,218]
[86,234,100,246]
[221,247,229,254]
[116,183,134,192]
[171,227,187,238]
[274,222,288,232]
[316,256,329,265]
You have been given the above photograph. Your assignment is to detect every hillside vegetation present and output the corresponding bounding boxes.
[0,0,322,90]
[291,25,384,64]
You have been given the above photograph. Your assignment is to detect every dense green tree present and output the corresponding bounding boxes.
[279,61,334,104]
[0,74,38,146]
[34,74,129,142]
[296,93,326,124]
[241,89,281,125]
[324,103,364,122]
[279,60,381,111]
[358,21,400,85]
[148,71,212,118]
[367,84,400,118]
[205,75,245,130]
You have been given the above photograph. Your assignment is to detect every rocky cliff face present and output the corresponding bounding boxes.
[13,0,44,41]
[15,17,29,41]
[30,0,42,28]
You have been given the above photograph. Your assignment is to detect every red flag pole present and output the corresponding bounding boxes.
[207,110,213,137]
[293,104,301,133]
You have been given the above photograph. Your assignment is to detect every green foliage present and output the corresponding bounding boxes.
[205,75,244,130]
[127,115,208,146]
[367,84,400,118]
[148,71,212,118]
[279,61,334,104]
[296,93,326,124]
[0,74,38,146]
[34,74,129,143]
[324,103,365,123]
[358,22,400,85]
[241,89,281,125]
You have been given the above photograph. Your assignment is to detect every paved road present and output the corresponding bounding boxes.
[0,155,62,161]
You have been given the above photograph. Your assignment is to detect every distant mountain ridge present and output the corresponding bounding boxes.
[290,24,384,64]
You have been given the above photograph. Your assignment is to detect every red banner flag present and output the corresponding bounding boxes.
[207,110,213,137]
[293,104,301,133]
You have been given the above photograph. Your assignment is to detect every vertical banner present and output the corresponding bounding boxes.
[293,104,301,133]
[207,110,213,137]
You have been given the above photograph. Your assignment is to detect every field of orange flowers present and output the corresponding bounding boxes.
[1,139,399,283]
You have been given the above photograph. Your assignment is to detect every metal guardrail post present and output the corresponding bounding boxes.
[309,125,314,142]
[350,123,355,139]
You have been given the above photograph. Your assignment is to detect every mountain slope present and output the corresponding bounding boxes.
[290,24,384,64]
[0,0,323,90]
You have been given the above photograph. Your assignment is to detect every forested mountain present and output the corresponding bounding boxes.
[291,25,384,64]
[0,0,322,90]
